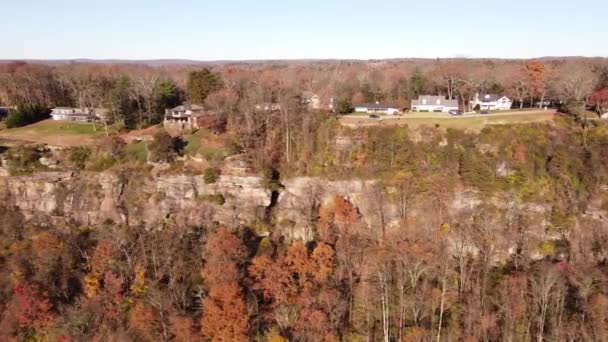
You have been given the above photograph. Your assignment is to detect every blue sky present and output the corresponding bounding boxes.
[1,0,607,60]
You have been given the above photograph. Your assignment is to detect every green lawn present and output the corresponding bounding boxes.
[124,140,149,162]
[1,119,115,135]
[183,129,228,161]
[0,119,115,146]
[340,111,557,132]
[349,112,389,117]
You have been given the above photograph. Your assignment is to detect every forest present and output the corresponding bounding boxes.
[1,58,608,341]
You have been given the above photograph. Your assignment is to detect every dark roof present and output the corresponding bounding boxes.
[411,95,459,107]
[479,94,502,102]
[354,103,399,109]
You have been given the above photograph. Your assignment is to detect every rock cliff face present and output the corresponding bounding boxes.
[0,170,598,261]
[0,171,271,230]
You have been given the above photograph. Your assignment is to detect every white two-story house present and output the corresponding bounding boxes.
[471,93,512,111]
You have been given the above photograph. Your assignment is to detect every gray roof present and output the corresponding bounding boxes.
[411,96,458,107]
[171,104,205,111]
[479,94,502,102]
[354,103,399,109]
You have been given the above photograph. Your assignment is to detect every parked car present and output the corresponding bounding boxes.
[369,114,380,119]
[448,109,462,116]
[480,110,490,114]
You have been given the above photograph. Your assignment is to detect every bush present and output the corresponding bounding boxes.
[198,193,225,205]
[5,104,51,128]
[6,145,45,172]
[89,154,117,171]
[124,141,149,163]
[68,146,92,170]
[262,166,281,191]
[203,167,220,184]
[148,130,183,163]
[98,134,126,159]
[336,98,354,114]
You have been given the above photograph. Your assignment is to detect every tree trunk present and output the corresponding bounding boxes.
[436,275,447,342]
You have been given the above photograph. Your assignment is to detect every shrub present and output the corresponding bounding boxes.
[98,134,126,159]
[261,166,281,191]
[89,154,116,171]
[5,104,50,128]
[149,130,183,163]
[203,167,220,184]
[336,98,354,114]
[68,146,92,170]
[198,193,225,205]
[538,241,555,256]
[6,145,45,172]
[124,141,149,163]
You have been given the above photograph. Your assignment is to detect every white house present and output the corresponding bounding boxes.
[354,102,401,115]
[411,96,459,112]
[51,107,110,123]
[471,93,512,111]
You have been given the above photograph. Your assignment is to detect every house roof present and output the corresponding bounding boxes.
[479,94,503,102]
[52,107,80,110]
[171,104,205,111]
[354,103,399,109]
[51,108,86,116]
[411,96,458,107]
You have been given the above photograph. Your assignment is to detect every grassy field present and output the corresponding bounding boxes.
[349,112,389,117]
[183,129,228,161]
[340,110,558,131]
[0,119,114,146]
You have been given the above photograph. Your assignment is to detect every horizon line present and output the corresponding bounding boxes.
[1,55,607,64]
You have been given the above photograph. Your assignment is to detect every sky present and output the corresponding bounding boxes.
[1,0,607,60]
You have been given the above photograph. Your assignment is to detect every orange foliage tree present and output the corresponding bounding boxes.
[200,227,249,341]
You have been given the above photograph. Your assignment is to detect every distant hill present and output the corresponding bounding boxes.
[0,56,605,67]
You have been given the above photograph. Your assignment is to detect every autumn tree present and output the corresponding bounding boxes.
[0,282,56,339]
[555,63,598,104]
[591,88,608,114]
[201,228,249,341]
[148,130,184,163]
[523,60,552,108]
[187,68,222,105]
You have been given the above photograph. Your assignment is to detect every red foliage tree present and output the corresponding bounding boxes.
[168,312,200,342]
[591,88,608,113]
[318,196,359,244]
[0,282,56,337]
[293,308,337,342]
[128,302,158,341]
[201,282,249,341]
[200,227,249,341]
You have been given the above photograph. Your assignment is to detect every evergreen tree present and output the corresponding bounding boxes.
[186,68,222,105]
